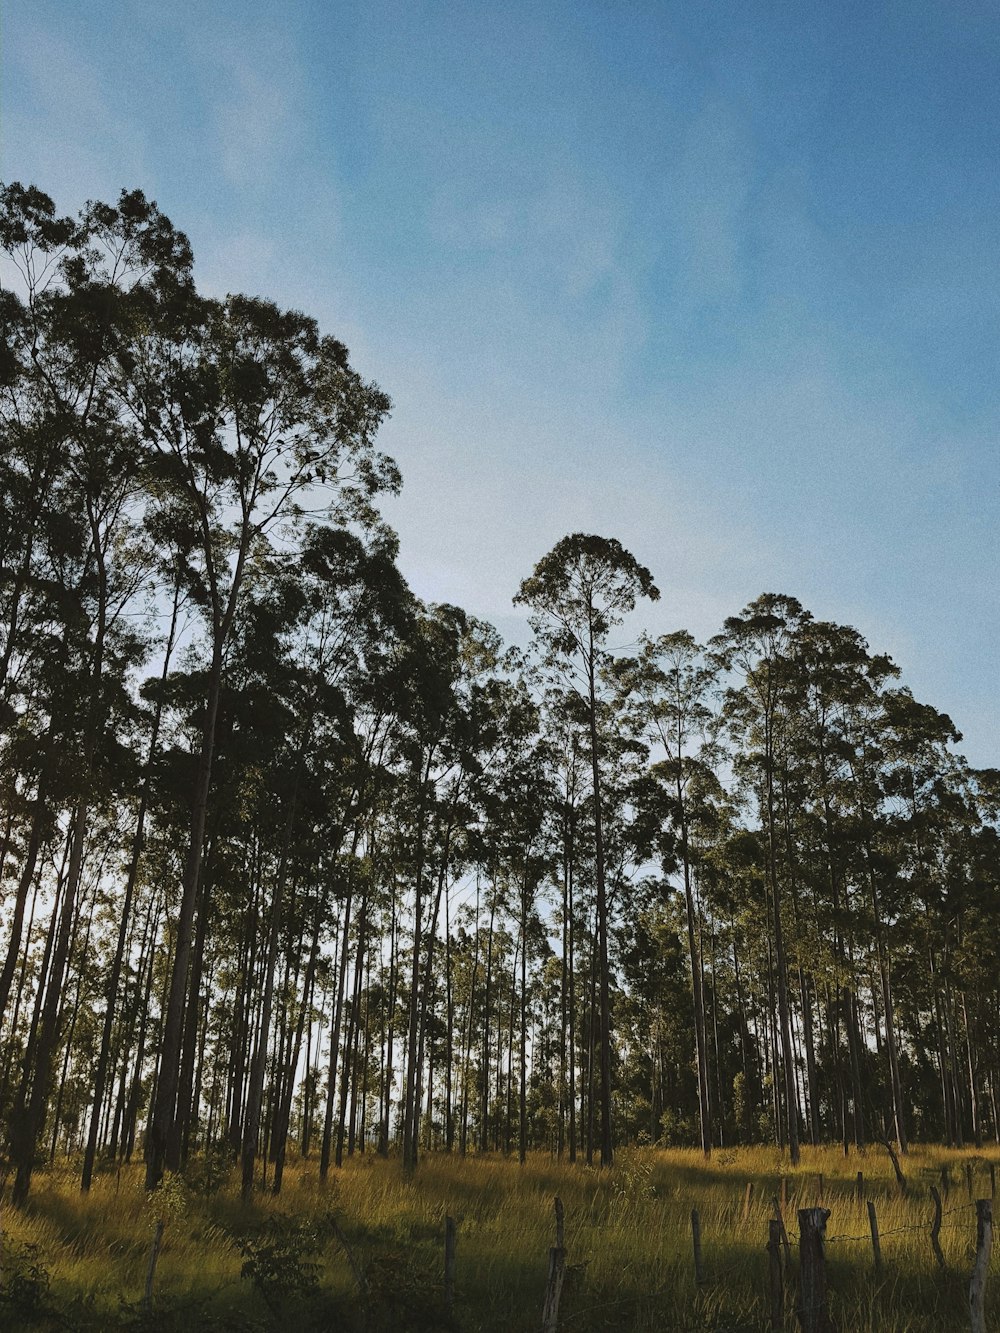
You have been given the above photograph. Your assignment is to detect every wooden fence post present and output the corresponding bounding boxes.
[743,1180,754,1220]
[929,1185,945,1269]
[969,1200,993,1333]
[796,1207,832,1333]
[772,1195,792,1267]
[144,1218,165,1311]
[444,1215,456,1313]
[691,1208,705,1286]
[768,1219,784,1331]
[542,1197,566,1333]
[866,1200,882,1275]
[941,1166,951,1198]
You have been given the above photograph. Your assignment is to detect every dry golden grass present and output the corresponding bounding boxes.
[1,1142,997,1330]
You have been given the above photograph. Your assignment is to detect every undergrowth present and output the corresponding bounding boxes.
[0,1143,996,1330]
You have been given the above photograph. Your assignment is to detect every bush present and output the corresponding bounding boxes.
[238,1213,324,1313]
[0,1240,52,1323]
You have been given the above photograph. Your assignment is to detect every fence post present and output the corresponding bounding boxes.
[930,1185,945,1268]
[542,1197,566,1333]
[969,1199,993,1333]
[444,1215,456,1313]
[990,1163,996,1200]
[855,1171,864,1203]
[743,1180,754,1220]
[144,1218,165,1311]
[796,1207,832,1333]
[768,1218,784,1331]
[691,1208,705,1285]
[772,1195,792,1267]
[866,1200,882,1275]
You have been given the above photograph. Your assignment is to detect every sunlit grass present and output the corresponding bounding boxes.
[1,1142,997,1329]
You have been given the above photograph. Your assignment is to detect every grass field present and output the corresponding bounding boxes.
[0,1143,997,1330]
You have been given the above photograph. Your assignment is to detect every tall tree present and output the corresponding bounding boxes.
[516,534,659,1166]
[618,631,718,1156]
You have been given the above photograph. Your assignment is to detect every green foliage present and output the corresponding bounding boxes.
[185,1146,234,1198]
[237,1212,325,1313]
[146,1172,189,1225]
[364,1248,454,1332]
[0,1239,52,1322]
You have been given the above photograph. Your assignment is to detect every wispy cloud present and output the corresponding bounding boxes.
[189,28,303,193]
[3,22,149,204]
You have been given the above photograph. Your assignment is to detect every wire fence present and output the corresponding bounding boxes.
[822,1198,977,1245]
[520,1179,995,1333]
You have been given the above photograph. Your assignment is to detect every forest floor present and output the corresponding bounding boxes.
[0,1142,997,1330]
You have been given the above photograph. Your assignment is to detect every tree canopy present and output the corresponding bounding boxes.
[1,183,998,1206]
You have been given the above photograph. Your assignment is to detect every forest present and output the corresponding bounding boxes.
[1,180,999,1225]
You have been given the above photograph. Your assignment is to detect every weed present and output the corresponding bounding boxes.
[0,1238,52,1322]
[237,1212,324,1313]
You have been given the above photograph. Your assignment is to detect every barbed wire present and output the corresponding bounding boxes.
[823,1198,977,1245]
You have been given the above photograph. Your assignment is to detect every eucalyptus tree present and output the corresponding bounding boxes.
[388,604,469,1169]
[111,265,398,1188]
[389,607,519,1169]
[516,534,659,1166]
[615,885,694,1141]
[615,632,718,1156]
[541,687,587,1160]
[779,618,899,1148]
[81,561,186,1191]
[872,687,968,1149]
[225,527,412,1196]
[473,677,554,1162]
[711,595,812,1165]
[0,184,187,1202]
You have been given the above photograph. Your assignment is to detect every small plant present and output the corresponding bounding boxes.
[142,1171,190,1311]
[186,1145,234,1197]
[610,1147,655,1201]
[365,1248,453,1333]
[238,1212,324,1313]
[145,1170,190,1226]
[0,1239,52,1322]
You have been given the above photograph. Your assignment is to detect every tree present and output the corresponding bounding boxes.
[711,595,811,1166]
[617,631,718,1156]
[129,289,397,1189]
[516,534,659,1166]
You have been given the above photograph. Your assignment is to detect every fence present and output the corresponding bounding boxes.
[437,1177,995,1332]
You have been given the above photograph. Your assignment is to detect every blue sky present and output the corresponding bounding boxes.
[4,0,998,763]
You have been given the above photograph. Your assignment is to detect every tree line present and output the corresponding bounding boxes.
[1,183,998,1207]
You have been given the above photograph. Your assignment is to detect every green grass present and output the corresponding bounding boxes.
[1,1143,997,1330]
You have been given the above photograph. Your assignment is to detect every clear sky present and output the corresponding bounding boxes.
[4,0,998,763]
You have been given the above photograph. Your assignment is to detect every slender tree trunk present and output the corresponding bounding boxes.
[147,638,226,1189]
[82,578,180,1190]
[587,639,614,1167]
[321,836,359,1178]
[240,826,295,1201]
